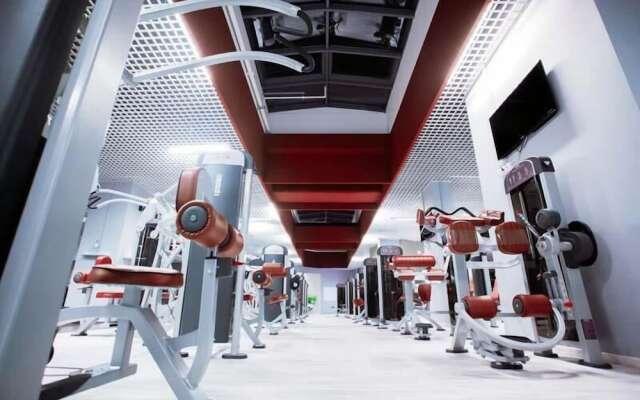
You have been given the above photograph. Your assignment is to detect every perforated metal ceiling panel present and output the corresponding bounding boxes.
[353,0,530,264]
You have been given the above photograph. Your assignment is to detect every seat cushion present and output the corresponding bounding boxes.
[391,255,436,269]
[83,265,183,288]
[267,294,289,305]
[447,221,479,254]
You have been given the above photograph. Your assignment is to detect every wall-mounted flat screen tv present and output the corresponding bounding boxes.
[490,61,558,160]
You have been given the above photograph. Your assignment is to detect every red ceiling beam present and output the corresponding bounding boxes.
[263,134,391,184]
[269,184,385,204]
[276,202,380,211]
[301,251,352,268]
[292,225,361,243]
[179,0,490,268]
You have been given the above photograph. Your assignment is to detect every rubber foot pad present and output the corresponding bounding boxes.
[579,360,612,369]
[253,344,266,349]
[446,348,468,354]
[222,353,248,360]
[490,361,523,370]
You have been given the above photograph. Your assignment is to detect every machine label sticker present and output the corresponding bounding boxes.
[214,174,223,197]
[581,319,598,340]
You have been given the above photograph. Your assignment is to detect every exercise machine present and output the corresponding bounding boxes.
[388,256,446,337]
[505,157,610,368]
[375,245,404,328]
[56,167,244,398]
[426,211,566,369]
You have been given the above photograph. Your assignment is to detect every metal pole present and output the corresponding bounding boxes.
[376,256,387,328]
[223,162,254,359]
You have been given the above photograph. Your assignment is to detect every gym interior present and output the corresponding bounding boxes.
[1,0,639,399]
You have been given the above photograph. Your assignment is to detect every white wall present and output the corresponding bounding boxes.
[301,268,355,314]
[467,0,640,356]
[595,0,640,108]
[303,271,321,313]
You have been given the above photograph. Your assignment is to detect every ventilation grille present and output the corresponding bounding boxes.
[293,210,361,225]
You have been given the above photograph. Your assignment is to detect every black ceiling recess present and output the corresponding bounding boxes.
[241,0,418,112]
[293,210,362,225]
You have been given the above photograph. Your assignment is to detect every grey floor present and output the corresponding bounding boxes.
[49,314,640,400]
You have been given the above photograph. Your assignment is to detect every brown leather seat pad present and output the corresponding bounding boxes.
[447,221,479,254]
[391,255,436,268]
[85,265,184,288]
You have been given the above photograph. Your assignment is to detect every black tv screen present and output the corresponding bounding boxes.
[490,61,558,160]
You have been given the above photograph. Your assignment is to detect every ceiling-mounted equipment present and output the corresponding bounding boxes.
[241,0,418,112]
[124,0,315,85]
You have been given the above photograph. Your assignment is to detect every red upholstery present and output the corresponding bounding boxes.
[416,209,425,225]
[75,265,184,288]
[439,215,490,227]
[495,222,530,255]
[426,269,446,281]
[513,294,552,317]
[95,255,113,265]
[262,263,287,277]
[175,167,200,210]
[353,298,365,307]
[267,294,289,305]
[463,296,498,319]
[479,210,505,225]
[490,283,500,305]
[391,255,436,268]
[397,274,415,281]
[417,283,432,303]
[447,221,479,254]
[218,226,244,258]
[95,291,123,300]
[176,200,229,248]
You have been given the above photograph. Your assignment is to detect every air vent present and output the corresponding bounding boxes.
[292,210,361,225]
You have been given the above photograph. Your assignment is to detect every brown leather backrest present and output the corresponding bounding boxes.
[495,221,530,254]
[417,283,432,303]
[175,167,202,210]
[447,221,479,254]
